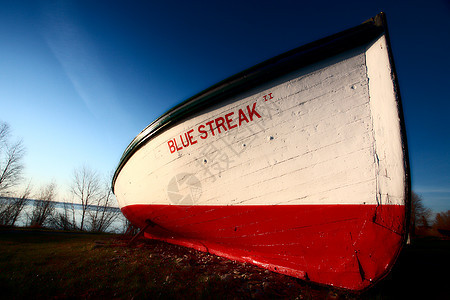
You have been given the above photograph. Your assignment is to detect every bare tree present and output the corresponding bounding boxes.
[29,182,57,227]
[0,122,25,196]
[434,210,450,231]
[50,199,78,231]
[410,191,433,236]
[0,183,32,226]
[86,180,121,232]
[71,166,102,231]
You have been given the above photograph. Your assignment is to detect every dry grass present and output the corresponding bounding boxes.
[0,228,448,299]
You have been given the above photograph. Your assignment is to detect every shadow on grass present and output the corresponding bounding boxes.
[0,228,447,299]
[362,237,449,299]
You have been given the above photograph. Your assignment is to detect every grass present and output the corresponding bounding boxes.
[0,228,448,299]
[0,228,318,299]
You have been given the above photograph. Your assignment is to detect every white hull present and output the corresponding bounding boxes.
[115,35,406,209]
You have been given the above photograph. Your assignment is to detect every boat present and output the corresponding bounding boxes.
[112,12,410,291]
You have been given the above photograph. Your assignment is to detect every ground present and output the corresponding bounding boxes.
[0,228,448,299]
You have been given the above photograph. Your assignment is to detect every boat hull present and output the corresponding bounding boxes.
[113,13,410,291]
[122,204,405,290]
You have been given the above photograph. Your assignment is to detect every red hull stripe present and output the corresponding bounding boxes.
[122,204,405,290]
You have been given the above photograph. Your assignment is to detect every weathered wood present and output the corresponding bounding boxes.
[127,219,156,246]
[113,13,410,291]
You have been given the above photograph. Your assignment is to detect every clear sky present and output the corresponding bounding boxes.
[1,0,449,212]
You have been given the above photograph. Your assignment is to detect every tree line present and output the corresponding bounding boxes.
[0,121,123,233]
[411,191,450,237]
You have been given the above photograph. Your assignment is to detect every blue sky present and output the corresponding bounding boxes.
[0,0,449,213]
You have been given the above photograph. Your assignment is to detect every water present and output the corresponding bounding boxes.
[0,197,128,233]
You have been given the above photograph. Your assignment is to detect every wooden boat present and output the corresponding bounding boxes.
[112,13,410,291]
